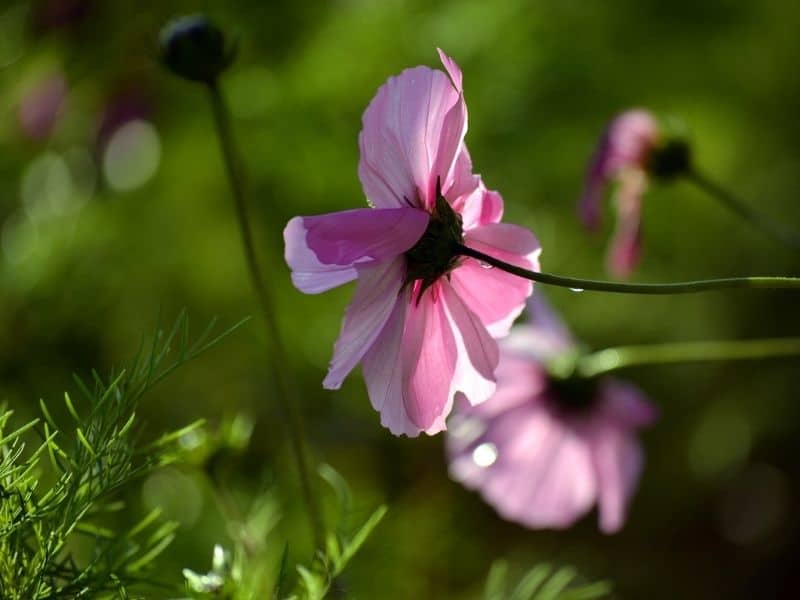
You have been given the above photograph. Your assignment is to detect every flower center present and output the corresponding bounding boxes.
[404,192,464,302]
[545,375,599,416]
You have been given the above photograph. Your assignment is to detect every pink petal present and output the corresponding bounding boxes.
[607,170,646,278]
[589,426,645,534]
[441,281,499,407]
[358,59,466,210]
[451,407,598,529]
[437,47,463,92]
[452,223,540,337]
[305,207,428,265]
[402,285,458,431]
[361,289,421,437]
[579,109,659,231]
[284,217,358,294]
[446,146,481,205]
[322,257,405,389]
[284,207,428,293]
[455,182,504,230]
[599,379,658,428]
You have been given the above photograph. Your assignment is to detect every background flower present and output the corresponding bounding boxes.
[447,297,658,533]
[579,109,660,278]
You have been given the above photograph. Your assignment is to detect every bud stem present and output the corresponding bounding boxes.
[576,337,800,378]
[454,243,800,294]
[205,80,325,550]
[686,168,800,250]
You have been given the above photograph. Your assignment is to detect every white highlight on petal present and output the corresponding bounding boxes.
[472,442,498,468]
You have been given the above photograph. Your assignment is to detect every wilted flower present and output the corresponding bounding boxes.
[446,297,657,533]
[284,50,540,437]
[579,109,661,278]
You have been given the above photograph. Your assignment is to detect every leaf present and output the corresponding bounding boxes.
[485,560,509,600]
[333,504,387,574]
[509,563,552,600]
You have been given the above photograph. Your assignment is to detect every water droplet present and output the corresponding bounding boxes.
[479,261,494,269]
[569,287,584,293]
[472,442,498,468]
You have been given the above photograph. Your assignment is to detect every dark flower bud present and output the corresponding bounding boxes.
[647,138,692,181]
[159,15,236,83]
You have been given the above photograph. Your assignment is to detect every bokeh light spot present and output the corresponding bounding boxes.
[688,407,751,479]
[472,442,498,468]
[21,152,74,222]
[102,119,161,192]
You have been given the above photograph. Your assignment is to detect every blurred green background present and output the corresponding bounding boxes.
[2,0,799,597]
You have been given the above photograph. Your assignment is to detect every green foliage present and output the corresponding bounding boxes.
[484,561,613,600]
[0,313,246,599]
[183,464,387,600]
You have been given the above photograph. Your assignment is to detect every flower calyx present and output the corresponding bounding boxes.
[647,137,692,181]
[404,181,464,303]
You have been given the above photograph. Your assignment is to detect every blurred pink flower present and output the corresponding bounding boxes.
[579,109,660,278]
[446,297,657,533]
[284,49,540,437]
[18,73,67,140]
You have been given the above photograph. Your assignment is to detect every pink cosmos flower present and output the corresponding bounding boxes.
[579,109,661,278]
[284,49,540,437]
[446,297,657,533]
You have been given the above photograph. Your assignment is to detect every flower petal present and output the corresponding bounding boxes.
[402,285,458,431]
[452,223,540,337]
[358,58,466,210]
[361,288,420,437]
[449,405,597,530]
[284,207,427,293]
[589,426,645,534]
[454,179,504,230]
[437,47,463,92]
[607,170,646,278]
[599,379,658,428]
[441,281,498,407]
[322,257,405,389]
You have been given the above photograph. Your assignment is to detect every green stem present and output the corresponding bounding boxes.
[206,81,324,550]
[577,337,800,378]
[686,169,800,250]
[454,243,800,294]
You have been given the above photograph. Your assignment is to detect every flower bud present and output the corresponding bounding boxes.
[159,15,235,83]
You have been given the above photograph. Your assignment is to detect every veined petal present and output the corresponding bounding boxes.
[437,47,463,92]
[284,207,427,294]
[361,288,421,437]
[322,257,405,390]
[458,182,503,231]
[402,285,458,431]
[358,55,467,210]
[453,223,541,337]
[441,281,498,407]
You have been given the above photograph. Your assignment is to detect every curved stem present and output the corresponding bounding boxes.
[454,243,800,294]
[686,169,800,250]
[577,337,800,378]
[206,81,324,549]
